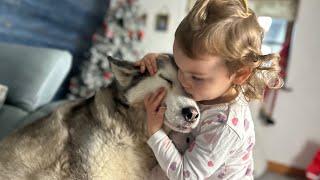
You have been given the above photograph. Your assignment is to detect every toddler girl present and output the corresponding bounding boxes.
[135,0,283,179]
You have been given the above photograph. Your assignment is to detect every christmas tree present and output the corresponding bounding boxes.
[68,0,145,99]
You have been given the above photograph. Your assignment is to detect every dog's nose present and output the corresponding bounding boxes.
[181,107,199,123]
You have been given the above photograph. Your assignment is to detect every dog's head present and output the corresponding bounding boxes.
[108,55,200,133]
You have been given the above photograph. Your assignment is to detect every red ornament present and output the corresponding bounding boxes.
[137,30,144,40]
[105,30,114,38]
[103,72,112,80]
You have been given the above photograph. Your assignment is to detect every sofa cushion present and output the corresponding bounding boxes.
[0,43,72,112]
[0,104,28,139]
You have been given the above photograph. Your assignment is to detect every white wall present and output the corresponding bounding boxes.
[259,0,320,169]
[137,0,188,54]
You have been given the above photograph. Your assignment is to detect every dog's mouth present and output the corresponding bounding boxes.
[163,117,193,133]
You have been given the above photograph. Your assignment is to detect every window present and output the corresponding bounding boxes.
[258,16,289,54]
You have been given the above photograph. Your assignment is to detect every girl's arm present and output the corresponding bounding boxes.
[147,123,240,179]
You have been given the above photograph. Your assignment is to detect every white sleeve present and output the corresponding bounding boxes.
[147,123,241,179]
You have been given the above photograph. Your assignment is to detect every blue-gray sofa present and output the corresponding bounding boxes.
[0,42,72,139]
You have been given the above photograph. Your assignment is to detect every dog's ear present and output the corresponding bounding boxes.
[108,56,139,87]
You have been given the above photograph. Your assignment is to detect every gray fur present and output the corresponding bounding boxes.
[0,54,199,180]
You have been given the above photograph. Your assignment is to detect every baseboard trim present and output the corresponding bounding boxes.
[267,161,306,177]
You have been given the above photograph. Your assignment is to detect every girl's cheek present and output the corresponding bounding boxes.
[178,70,183,82]
[178,71,192,89]
[178,71,186,87]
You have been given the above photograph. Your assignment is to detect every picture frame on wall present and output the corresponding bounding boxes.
[155,14,169,32]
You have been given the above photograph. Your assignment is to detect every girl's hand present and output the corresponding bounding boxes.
[134,53,159,75]
[144,87,167,137]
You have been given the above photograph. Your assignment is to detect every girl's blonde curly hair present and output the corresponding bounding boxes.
[175,0,283,101]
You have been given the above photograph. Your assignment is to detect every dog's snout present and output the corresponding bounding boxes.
[181,107,199,123]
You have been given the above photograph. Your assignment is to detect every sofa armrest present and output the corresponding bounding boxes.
[0,43,72,112]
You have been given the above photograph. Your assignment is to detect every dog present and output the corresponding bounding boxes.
[0,54,200,180]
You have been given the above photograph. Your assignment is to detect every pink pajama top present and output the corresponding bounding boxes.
[147,93,255,179]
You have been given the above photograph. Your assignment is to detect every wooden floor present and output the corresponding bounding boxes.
[257,171,307,180]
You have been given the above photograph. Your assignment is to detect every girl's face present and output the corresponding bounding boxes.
[173,40,236,103]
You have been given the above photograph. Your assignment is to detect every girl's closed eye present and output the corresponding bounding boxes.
[192,76,204,81]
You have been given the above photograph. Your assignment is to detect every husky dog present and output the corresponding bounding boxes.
[0,54,200,180]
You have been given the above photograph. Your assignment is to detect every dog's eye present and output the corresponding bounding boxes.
[164,78,173,85]
[159,74,173,85]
